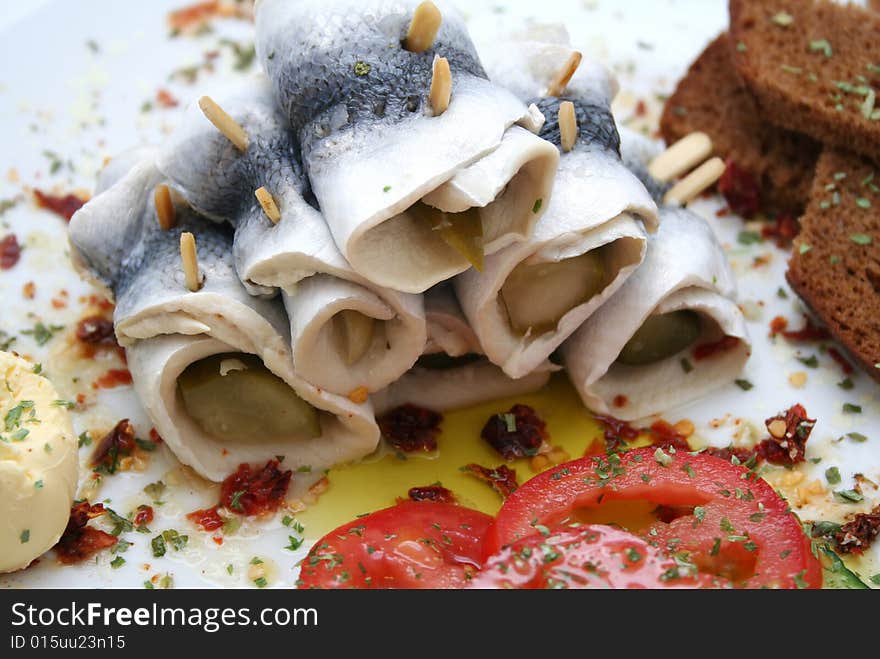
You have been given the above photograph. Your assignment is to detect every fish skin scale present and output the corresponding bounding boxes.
[159,83,308,224]
[258,0,485,155]
[114,204,239,321]
[531,96,620,155]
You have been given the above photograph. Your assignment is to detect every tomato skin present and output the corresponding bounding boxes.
[485,449,822,589]
[297,502,493,589]
[471,525,730,589]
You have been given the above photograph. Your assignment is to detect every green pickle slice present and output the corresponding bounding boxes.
[178,353,321,442]
[412,202,484,271]
[501,250,607,336]
[616,310,702,366]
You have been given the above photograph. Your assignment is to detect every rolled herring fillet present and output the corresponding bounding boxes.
[453,34,658,378]
[69,153,379,481]
[255,0,559,293]
[372,285,551,414]
[156,78,426,396]
[562,206,751,421]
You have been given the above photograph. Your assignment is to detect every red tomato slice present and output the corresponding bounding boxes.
[297,502,493,589]
[485,448,822,589]
[471,524,730,589]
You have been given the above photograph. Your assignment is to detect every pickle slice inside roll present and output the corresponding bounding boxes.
[178,353,322,442]
[501,250,608,336]
[616,310,702,366]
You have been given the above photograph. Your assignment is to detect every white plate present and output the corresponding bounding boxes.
[1,0,877,588]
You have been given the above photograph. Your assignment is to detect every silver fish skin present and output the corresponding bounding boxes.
[257,0,486,157]
[156,76,304,224]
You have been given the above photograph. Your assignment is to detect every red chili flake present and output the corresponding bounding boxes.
[827,347,854,375]
[149,428,164,444]
[718,159,760,219]
[481,404,548,461]
[634,99,648,117]
[761,215,799,248]
[54,502,117,565]
[461,464,519,499]
[715,206,730,218]
[75,315,116,345]
[692,336,741,361]
[833,505,880,555]
[90,419,136,474]
[594,414,640,452]
[612,395,628,408]
[407,485,457,504]
[187,506,225,531]
[33,189,87,221]
[769,316,789,337]
[0,234,21,269]
[378,404,442,453]
[156,89,179,108]
[84,294,115,312]
[757,404,815,466]
[92,368,132,389]
[134,504,154,528]
[780,315,831,342]
[220,459,292,516]
[22,281,36,299]
[168,1,221,30]
[648,420,691,452]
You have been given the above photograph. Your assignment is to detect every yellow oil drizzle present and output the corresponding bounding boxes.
[299,374,607,538]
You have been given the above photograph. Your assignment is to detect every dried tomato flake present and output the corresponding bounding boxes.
[769,316,789,337]
[704,445,758,465]
[187,506,225,531]
[407,485,457,504]
[780,315,831,342]
[378,404,442,453]
[54,502,117,564]
[756,404,815,466]
[156,89,179,108]
[90,419,136,474]
[648,420,691,452]
[34,189,87,221]
[594,414,640,452]
[761,215,799,248]
[718,160,761,219]
[134,504,154,528]
[718,159,761,219]
[833,505,880,555]
[0,234,21,270]
[76,315,117,345]
[481,404,548,461]
[462,464,519,499]
[220,459,292,516]
[692,336,741,361]
[92,368,132,389]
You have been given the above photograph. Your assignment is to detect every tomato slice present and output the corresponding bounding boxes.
[485,448,822,589]
[471,524,730,589]
[297,502,493,589]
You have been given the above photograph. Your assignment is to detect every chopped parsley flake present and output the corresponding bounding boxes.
[842,403,862,414]
[824,466,841,485]
[809,39,833,58]
[532,198,543,214]
[834,489,864,503]
[20,529,29,544]
[846,432,868,442]
[771,11,793,27]
[20,322,64,346]
[734,379,753,391]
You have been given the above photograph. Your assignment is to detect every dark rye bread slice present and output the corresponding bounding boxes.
[660,32,819,217]
[787,148,880,382]
[729,0,880,164]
